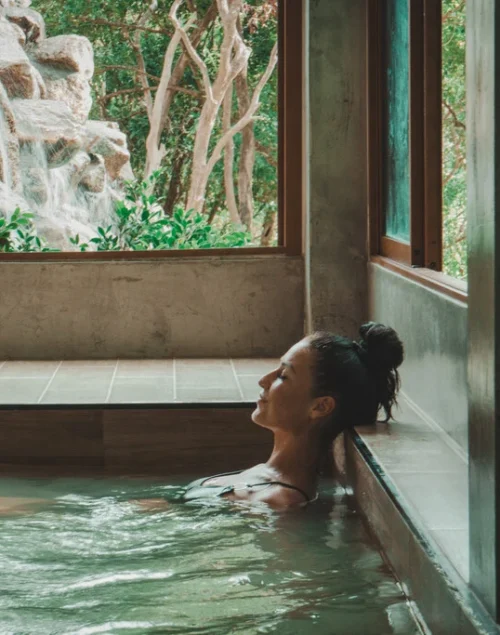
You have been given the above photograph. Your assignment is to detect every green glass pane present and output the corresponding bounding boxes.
[383,0,411,243]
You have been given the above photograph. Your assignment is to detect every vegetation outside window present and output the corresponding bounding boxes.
[0,0,302,257]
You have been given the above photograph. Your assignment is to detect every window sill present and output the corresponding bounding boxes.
[0,246,301,262]
[371,256,467,304]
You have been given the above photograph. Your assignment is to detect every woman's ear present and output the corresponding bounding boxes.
[310,396,336,420]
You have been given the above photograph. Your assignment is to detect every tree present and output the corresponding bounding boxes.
[32,0,279,240]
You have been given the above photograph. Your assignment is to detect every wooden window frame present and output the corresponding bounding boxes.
[0,1,303,263]
[368,0,467,303]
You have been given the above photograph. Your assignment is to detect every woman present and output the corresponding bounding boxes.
[177,321,404,510]
[1,322,403,515]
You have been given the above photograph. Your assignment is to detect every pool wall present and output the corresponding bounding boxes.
[0,406,272,475]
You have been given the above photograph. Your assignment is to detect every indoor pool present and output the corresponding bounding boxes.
[0,477,423,635]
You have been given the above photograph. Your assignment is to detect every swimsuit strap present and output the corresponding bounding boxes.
[186,471,313,504]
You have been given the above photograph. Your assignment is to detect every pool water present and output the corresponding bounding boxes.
[0,477,423,635]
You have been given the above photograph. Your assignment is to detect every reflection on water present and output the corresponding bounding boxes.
[0,477,422,635]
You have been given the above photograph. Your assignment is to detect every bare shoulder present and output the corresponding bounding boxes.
[255,486,308,511]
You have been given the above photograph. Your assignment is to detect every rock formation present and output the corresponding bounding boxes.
[0,0,134,249]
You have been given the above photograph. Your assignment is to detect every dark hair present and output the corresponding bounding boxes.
[307,322,404,433]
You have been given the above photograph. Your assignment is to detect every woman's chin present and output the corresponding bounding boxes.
[251,402,267,426]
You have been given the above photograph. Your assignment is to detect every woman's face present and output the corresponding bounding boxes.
[252,339,323,433]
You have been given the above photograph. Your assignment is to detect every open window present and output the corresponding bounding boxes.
[368,0,467,299]
[0,0,302,260]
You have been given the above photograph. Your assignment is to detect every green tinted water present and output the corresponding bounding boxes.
[0,478,422,635]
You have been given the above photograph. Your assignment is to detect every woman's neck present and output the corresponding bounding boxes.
[266,428,322,491]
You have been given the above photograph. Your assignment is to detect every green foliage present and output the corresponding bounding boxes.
[31,0,279,245]
[0,209,56,253]
[70,175,252,251]
[442,0,466,280]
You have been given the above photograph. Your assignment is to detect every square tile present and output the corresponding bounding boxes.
[176,369,237,389]
[116,360,173,378]
[40,374,112,404]
[108,378,174,403]
[232,359,280,375]
[59,360,116,368]
[52,366,116,381]
[0,378,49,404]
[237,375,261,401]
[176,386,241,402]
[175,359,232,371]
[0,361,60,378]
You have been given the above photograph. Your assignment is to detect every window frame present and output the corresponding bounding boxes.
[367,0,467,302]
[0,1,303,263]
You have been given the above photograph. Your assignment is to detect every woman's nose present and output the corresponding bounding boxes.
[258,372,272,389]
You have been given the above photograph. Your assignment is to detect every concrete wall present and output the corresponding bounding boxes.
[466,0,500,617]
[305,0,368,336]
[0,256,304,359]
[370,264,468,453]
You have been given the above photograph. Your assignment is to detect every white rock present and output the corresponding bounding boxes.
[0,1,32,8]
[0,37,37,98]
[4,7,45,42]
[0,14,26,45]
[38,67,91,123]
[0,83,20,189]
[84,120,130,181]
[31,35,94,79]
[11,98,83,167]
[80,154,106,193]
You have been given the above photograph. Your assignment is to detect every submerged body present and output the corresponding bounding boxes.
[0,476,421,635]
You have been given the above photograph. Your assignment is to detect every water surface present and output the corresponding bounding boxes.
[0,477,422,635]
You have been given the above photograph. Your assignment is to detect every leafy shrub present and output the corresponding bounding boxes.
[70,175,252,252]
[0,209,55,253]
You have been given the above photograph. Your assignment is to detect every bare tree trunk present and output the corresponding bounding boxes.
[144,1,217,178]
[260,209,276,246]
[235,70,255,230]
[182,0,250,212]
[223,84,240,224]
[163,152,187,215]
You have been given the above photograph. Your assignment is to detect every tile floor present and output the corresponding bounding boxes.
[0,359,279,405]
[356,393,469,582]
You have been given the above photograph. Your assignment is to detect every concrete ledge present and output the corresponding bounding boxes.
[346,432,499,635]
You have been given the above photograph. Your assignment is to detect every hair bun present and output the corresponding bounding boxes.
[359,322,404,371]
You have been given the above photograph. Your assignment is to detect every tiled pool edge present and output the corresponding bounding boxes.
[346,432,498,635]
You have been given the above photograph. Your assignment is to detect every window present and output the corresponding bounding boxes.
[368,0,467,294]
[0,0,302,259]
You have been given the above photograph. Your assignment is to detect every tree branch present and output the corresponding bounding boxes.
[170,0,214,103]
[442,99,466,130]
[206,42,278,175]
